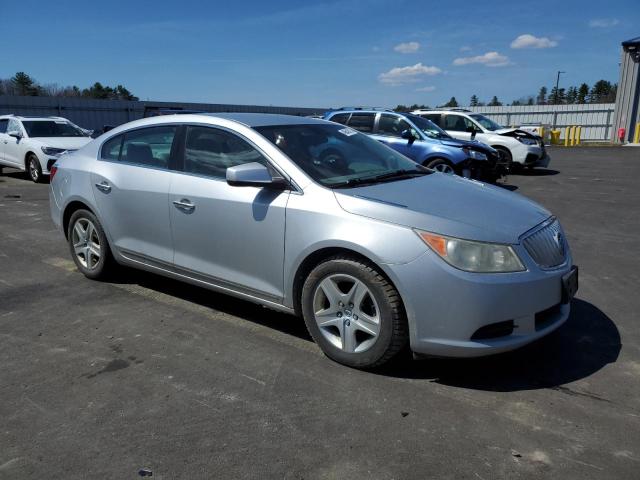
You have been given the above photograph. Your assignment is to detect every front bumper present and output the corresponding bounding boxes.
[385,242,573,358]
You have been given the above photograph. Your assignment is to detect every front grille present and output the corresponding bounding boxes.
[523,219,566,269]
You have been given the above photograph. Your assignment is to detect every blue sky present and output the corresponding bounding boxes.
[2,0,638,107]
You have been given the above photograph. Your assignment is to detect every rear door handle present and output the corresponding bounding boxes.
[173,199,195,213]
[95,181,111,193]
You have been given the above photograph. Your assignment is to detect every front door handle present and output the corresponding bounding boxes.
[173,199,196,213]
[95,181,111,193]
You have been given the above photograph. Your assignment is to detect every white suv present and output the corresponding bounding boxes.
[411,109,550,169]
[0,115,93,182]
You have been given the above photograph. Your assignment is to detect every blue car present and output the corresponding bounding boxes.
[323,109,504,181]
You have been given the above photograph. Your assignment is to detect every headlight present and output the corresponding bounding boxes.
[516,137,538,145]
[467,150,487,161]
[41,147,67,156]
[416,230,525,273]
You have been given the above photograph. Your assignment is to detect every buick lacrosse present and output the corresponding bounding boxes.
[50,114,577,368]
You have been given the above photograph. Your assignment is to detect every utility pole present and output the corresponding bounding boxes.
[554,71,565,105]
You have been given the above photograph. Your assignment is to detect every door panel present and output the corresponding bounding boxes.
[443,114,473,141]
[4,119,24,167]
[170,175,289,300]
[91,163,174,264]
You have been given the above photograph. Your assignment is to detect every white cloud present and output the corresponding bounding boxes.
[510,34,558,49]
[378,63,442,86]
[416,86,436,92]
[453,51,511,67]
[589,18,619,28]
[394,41,420,54]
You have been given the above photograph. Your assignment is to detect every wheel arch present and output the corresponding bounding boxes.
[62,200,96,240]
[24,150,41,169]
[290,246,406,318]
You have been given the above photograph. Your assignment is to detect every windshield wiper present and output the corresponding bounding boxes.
[332,168,430,188]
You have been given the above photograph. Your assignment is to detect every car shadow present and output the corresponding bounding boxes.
[108,266,313,341]
[106,267,619,392]
[494,182,518,191]
[0,170,50,184]
[375,298,621,392]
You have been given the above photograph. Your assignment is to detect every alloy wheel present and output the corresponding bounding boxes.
[432,163,455,174]
[71,218,102,269]
[29,159,40,181]
[312,274,381,353]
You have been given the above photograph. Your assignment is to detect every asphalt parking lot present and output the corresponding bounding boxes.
[1,146,639,479]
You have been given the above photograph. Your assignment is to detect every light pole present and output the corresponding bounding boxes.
[554,71,565,105]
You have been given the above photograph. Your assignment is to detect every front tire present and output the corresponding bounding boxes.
[27,154,43,183]
[425,158,456,175]
[301,256,408,369]
[67,209,115,280]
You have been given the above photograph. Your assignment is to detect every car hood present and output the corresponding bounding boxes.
[333,174,550,244]
[439,137,495,154]
[494,128,540,139]
[29,137,92,150]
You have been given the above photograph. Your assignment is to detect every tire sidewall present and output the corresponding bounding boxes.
[301,258,398,368]
[27,154,42,183]
[67,209,110,279]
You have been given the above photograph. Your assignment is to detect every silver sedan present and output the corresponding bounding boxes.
[49,113,577,368]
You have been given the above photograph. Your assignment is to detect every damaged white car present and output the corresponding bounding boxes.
[412,109,550,170]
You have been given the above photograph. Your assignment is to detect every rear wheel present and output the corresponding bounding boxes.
[27,154,43,183]
[425,158,456,175]
[301,255,408,369]
[67,209,115,280]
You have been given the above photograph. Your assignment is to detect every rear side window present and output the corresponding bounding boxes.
[101,134,123,160]
[443,114,475,132]
[347,113,375,133]
[121,126,177,168]
[328,113,350,125]
[184,126,267,179]
[0,119,8,133]
[422,114,442,126]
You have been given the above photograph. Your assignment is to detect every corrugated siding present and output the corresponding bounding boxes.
[0,96,327,132]
[468,103,615,140]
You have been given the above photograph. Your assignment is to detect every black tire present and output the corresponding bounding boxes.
[67,209,115,280]
[424,158,456,175]
[494,147,513,171]
[26,153,44,183]
[301,255,408,369]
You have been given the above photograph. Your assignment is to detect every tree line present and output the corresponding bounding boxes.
[395,79,617,111]
[0,72,138,101]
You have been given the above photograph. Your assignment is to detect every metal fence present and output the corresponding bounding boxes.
[0,95,327,132]
[468,104,616,141]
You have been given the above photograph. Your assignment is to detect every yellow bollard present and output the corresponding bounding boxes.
[570,126,577,146]
[564,126,570,146]
[539,126,545,142]
[550,130,560,144]
[635,123,640,144]
[576,126,582,146]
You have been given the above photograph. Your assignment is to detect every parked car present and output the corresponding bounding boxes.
[0,115,93,182]
[50,113,577,369]
[323,108,505,181]
[411,108,550,169]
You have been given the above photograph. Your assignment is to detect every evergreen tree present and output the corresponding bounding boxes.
[566,86,578,104]
[577,83,589,104]
[11,72,39,96]
[488,96,502,106]
[537,86,547,105]
[469,95,479,107]
[549,87,566,105]
[527,97,534,106]
[589,80,614,103]
[443,97,459,107]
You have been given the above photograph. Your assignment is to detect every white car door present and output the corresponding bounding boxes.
[4,118,25,168]
[0,119,8,165]
[442,114,477,142]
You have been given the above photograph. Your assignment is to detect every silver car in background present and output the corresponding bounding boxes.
[49,114,578,368]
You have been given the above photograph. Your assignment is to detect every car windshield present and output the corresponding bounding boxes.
[405,114,451,139]
[22,120,86,138]
[469,114,504,131]
[255,123,430,188]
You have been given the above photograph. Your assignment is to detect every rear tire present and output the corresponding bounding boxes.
[301,255,408,369]
[27,154,44,183]
[67,209,115,280]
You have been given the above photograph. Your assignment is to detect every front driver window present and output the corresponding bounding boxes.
[184,126,268,179]
[377,114,412,137]
[443,115,475,132]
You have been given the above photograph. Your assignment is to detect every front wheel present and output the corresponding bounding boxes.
[425,158,456,175]
[67,209,115,280]
[27,154,43,183]
[301,256,408,369]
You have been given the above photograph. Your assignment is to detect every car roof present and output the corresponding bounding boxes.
[198,112,330,127]
[0,115,69,121]
[327,109,406,117]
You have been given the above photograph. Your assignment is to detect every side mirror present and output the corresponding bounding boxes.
[8,130,22,139]
[226,162,289,189]
[401,129,418,144]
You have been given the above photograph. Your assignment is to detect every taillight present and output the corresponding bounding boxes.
[49,165,58,181]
